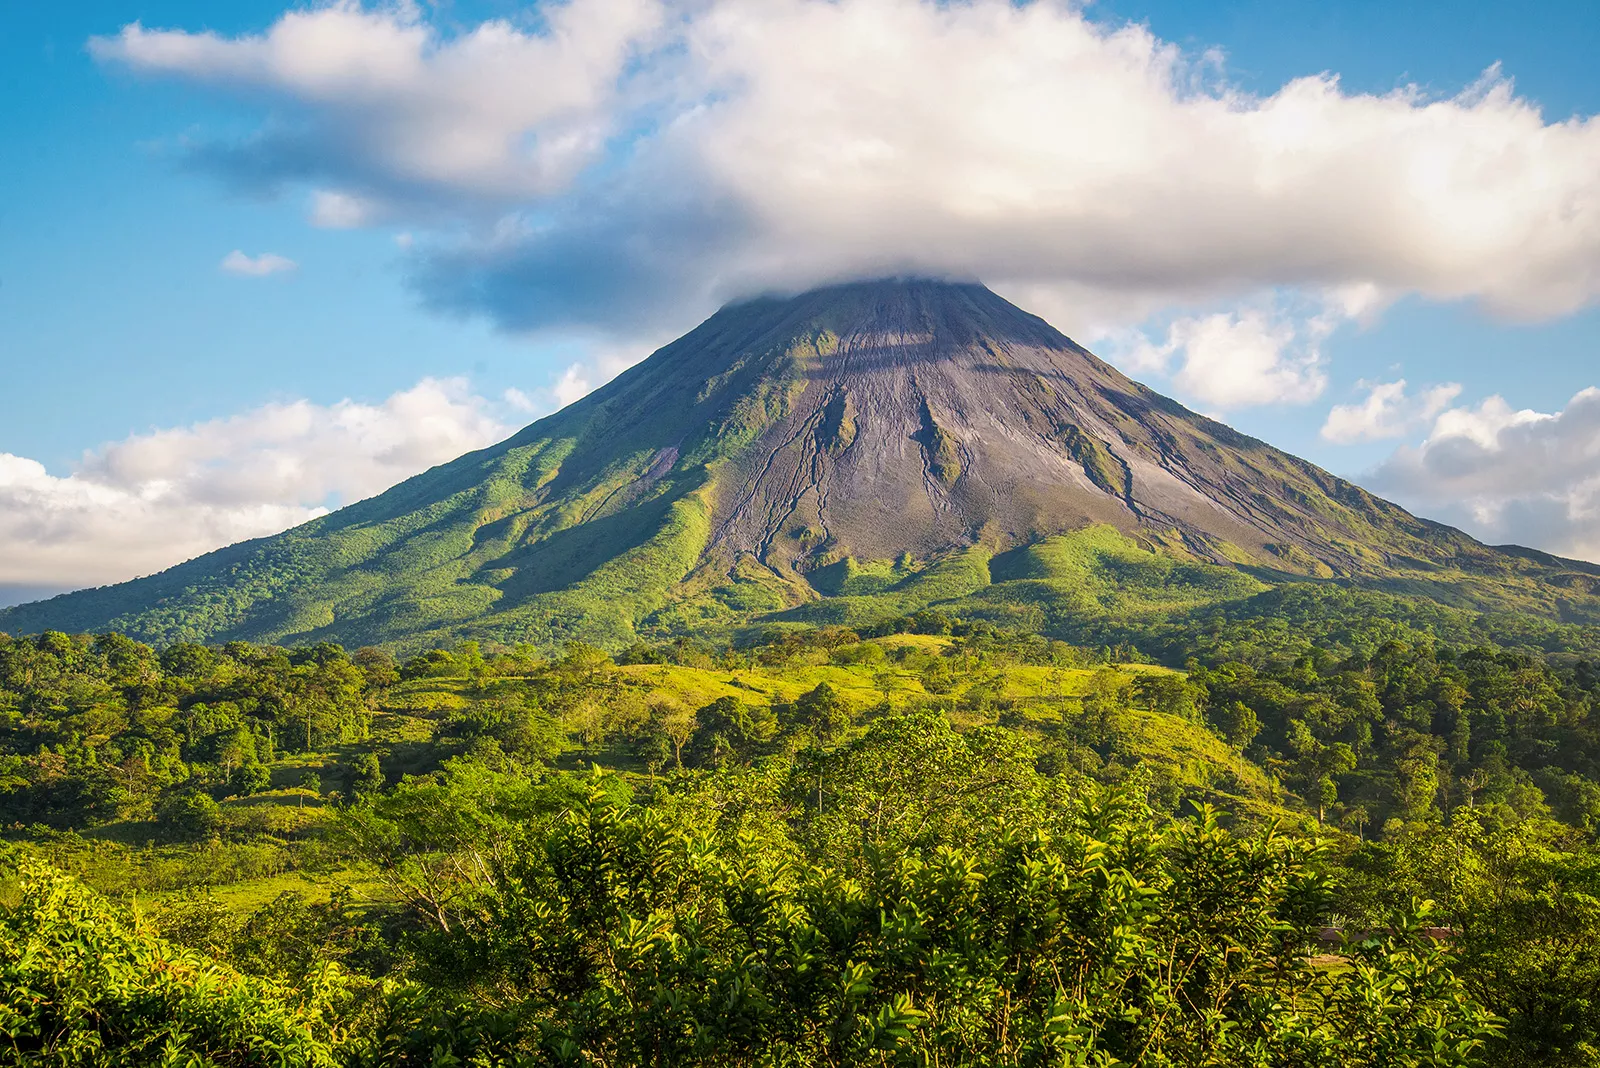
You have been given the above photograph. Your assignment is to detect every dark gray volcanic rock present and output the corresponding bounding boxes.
[702,280,1460,575]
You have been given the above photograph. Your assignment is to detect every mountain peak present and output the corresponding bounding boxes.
[724,275,995,309]
[5,281,1594,650]
[708,276,1067,354]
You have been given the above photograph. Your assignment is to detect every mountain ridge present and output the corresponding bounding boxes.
[6,278,1600,650]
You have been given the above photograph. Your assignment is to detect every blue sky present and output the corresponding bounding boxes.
[3,2,541,467]
[3,0,1599,601]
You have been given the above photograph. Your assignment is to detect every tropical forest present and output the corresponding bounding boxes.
[6,548,1600,1065]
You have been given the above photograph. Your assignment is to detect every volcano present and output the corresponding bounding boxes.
[6,279,1598,649]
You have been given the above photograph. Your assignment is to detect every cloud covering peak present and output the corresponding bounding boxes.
[94,0,1600,350]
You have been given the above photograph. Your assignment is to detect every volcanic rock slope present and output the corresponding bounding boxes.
[6,280,1598,649]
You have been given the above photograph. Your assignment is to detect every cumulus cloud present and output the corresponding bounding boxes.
[551,365,594,407]
[92,0,664,203]
[572,344,652,399]
[1321,379,1463,443]
[93,0,1600,346]
[0,379,515,592]
[1110,298,1335,408]
[220,250,297,276]
[1369,387,1600,562]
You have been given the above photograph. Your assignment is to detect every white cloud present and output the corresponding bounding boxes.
[310,189,380,228]
[502,386,538,413]
[220,249,297,276]
[544,342,651,407]
[551,364,593,407]
[94,0,1600,343]
[92,0,665,202]
[1172,310,1326,408]
[0,379,514,591]
[1106,295,1340,409]
[1321,378,1463,443]
[1369,387,1600,562]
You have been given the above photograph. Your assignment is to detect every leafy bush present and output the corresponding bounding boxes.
[388,775,1498,1067]
[157,789,222,841]
[0,853,359,1066]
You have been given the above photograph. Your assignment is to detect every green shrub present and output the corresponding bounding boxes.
[387,775,1498,1067]
[0,854,358,1066]
[157,789,222,842]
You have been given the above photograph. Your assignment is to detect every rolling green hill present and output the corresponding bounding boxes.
[6,279,1599,652]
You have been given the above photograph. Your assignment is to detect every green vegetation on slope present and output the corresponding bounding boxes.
[8,280,1600,654]
[0,298,834,652]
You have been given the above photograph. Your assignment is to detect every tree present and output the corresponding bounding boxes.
[1342,804,1372,841]
[157,789,221,841]
[684,697,773,769]
[637,698,695,773]
[556,642,612,685]
[1284,719,1357,824]
[1134,673,1201,720]
[444,696,564,763]
[297,769,322,809]
[353,646,400,690]
[393,774,1497,1068]
[1341,815,1600,1067]
[1453,841,1600,1066]
[1080,668,1133,740]
[229,760,272,797]
[1210,700,1261,750]
[791,710,1040,861]
[292,656,367,750]
[1397,748,1442,821]
[334,759,561,934]
[565,697,609,749]
[790,681,850,749]
[210,725,258,775]
[401,649,456,681]
[345,751,384,797]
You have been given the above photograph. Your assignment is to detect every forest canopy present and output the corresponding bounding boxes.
[2,610,1598,1066]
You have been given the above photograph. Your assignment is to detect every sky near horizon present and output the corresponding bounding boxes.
[3,0,1600,605]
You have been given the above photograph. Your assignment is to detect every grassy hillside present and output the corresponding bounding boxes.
[3,626,1288,912]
